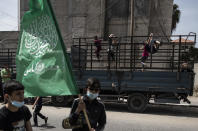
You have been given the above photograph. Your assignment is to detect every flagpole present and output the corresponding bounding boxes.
[78,94,92,131]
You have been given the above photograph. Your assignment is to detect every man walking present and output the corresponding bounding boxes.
[32,97,48,126]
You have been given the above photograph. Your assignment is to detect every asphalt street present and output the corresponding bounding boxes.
[32,102,198,131]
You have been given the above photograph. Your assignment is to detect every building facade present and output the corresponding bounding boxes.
[19,0,173,48]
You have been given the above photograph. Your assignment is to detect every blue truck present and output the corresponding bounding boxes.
[55,35,196,112]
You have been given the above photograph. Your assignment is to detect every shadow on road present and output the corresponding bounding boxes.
[35,124,56,130]
[104,103,198,118]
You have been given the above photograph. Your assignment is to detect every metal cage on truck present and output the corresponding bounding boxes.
[71,34,196,112]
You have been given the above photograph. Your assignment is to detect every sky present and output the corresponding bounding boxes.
[0,0,197,46]
[0,0,18,31]
[173,0,198,47]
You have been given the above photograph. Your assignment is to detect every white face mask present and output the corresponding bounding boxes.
[87,91,99,100]
[8,97,24,108]
[11,101,24,108]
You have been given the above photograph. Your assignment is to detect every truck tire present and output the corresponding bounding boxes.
[51,96,74,107]
[127,93,148,113]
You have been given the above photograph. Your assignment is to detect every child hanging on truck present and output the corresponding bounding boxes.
[107,34,117,61]
[94,35,102,60]
[140,33,160,71]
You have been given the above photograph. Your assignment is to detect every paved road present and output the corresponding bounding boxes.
[2,101,198,131]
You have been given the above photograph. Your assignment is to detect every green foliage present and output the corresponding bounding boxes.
[181,47,198,62]
[171,4,181,33]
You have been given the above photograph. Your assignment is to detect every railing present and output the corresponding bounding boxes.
[0,34,196,73]
[72,35,196,72]
[0,48,16,73]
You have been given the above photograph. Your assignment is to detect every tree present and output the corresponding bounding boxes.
[182,47,198,63]
[171,4,181,33]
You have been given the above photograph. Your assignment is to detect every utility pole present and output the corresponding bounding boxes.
[18,0,20,31]
[130,0,135,36]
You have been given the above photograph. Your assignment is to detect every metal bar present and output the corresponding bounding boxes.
[178,36,181,72]
[119,41,121,69]
[115,40,118,71]
[8,49,10,67]
[91,42,93,71]
[130,36,133,71]
[133,36,135,71]
[11,52,13,73]
[172,44,175,72]
[85,38,87,70]
[150,42,153,69]
[124,41,126,68]
[78,38,81,71]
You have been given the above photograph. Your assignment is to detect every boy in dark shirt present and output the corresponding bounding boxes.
[68,77,106,131]
[0,80,32,131]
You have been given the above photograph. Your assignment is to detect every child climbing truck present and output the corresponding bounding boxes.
[107,34,117,61]
[148,40,161,54]
[140,33,161,71]
[140,41,150,69]
[94,36,102,60]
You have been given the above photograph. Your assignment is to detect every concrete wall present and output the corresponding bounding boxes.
[194,63,198,87]
[133,0,150,37]
[50,0,105,47]
[62,0,105,46]
[1,0,173,49]
[0,31,19,49]
[148,0,173,38]
[105,0,130,37]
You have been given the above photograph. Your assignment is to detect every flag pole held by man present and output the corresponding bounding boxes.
[16,0,79,97]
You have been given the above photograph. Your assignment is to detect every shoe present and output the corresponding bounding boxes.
[141,62,145,65]
[1,101,6,105]
[32,124,38,127]
[45,117,48,124]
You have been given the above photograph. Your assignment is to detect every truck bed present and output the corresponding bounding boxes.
[73,70,194,96]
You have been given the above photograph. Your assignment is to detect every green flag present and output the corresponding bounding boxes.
[16,0,79,97]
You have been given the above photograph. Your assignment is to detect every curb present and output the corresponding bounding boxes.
[149,103,198,112]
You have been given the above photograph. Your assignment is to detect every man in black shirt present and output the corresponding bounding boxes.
[0,80,32,131]
[68,77,106,131]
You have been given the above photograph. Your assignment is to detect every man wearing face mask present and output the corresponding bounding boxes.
[0,80,32,131]
[69,77,106,131]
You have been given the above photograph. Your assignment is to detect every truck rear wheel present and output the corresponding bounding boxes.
[127,93,148,112]
[51,96,74,107]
